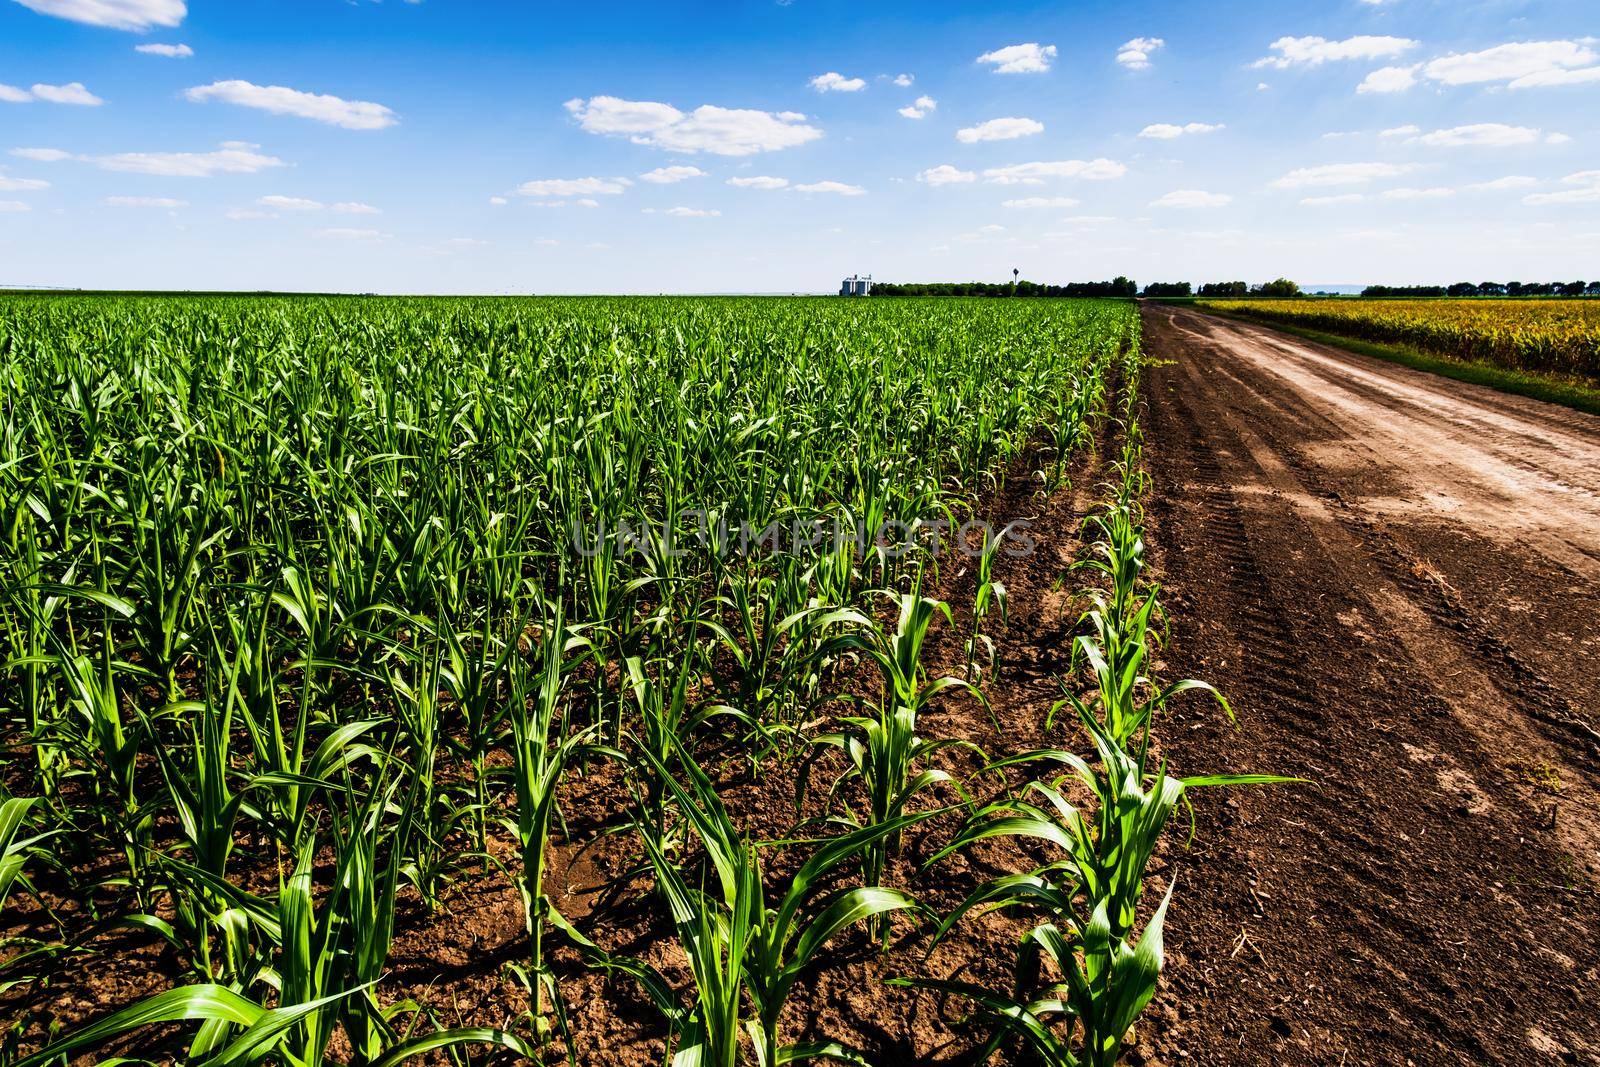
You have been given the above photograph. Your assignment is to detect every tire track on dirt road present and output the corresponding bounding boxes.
[1138,303,1600,1067]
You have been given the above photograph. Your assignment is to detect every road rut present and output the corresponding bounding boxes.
[1139,303,1600,1066]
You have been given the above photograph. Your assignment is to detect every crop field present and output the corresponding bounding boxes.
[0,294,1283,1066]
[1197,298,1600,380]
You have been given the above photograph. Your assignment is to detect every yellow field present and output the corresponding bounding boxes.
[1199,299,1600,380]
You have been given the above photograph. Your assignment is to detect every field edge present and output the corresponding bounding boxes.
[1182,303,1600,417]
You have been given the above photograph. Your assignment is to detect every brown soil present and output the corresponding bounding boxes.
[1137,303,1600,1066]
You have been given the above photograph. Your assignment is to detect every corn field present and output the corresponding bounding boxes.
[0,293,1280,1066]
[1199,297,1600,380]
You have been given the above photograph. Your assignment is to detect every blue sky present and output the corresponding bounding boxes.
[0,0,1596,293]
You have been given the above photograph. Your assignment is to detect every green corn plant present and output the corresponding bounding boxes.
[629,742,937,1067]
[907,703,1294,1067]
[385,637,462,912]
[47,773,536,1067]
[437,599,528,866]
[802,590,986,896]
[143,689,252,982]
[10,982,533,1067]
[1,794,64,987]
[0,796,52,917]
[964,524,1010,683]
[28,602,153,903]
[622,645,748,803]
[688,596,861,763]
[501,604,602,1027]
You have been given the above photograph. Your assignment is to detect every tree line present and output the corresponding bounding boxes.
[1360,281,1600,297]
[866,277,1600,300]
[868,277,1138,298]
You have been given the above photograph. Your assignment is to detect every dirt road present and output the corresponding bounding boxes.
[1139,304,1600,1066]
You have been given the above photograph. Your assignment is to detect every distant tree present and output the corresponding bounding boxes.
[1142,282,1192,297]
[1253,277,1302,298]
[1587,281,1600,296]
[1447,282,1479,297]
[1362,284,1444,297]
[1198,281,1249,297]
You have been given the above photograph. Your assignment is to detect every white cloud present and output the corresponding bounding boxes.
[258,194,323,211]
[892,73,914,87]
[809,72,866,92]
[576,198,600,208]
[898,95,936,119]
[793,180,864,195]
[1417,123,1541,148]
[1359,65,1419,93]
[0,84,32,103]
[1466,175,1539,191]
[517,176,631,197]
[0,173,49,191]
[1151,189,1231,208]
[1546,132,1572,145]
[1511,66,1600,89]
[1138,121,1222,139]
[1523,171,1600,205]
[640,165,707,184]
[1424,40,1598,88]
[331,201,379,214]
[1380,124,1420,138]
[1271,161,1418,187]
[727,175,789,189]
[1254,35,1416,69]
[1300,194,1367,206]
[1001,196,1080,208]
[445,237,489,247]
[488,195,508,205]
[12,0,185,31]
[11,147,72,161]
[93,143,285,177]
[1117,37,1165,71]
[982,159,1127,184]
[103,195,186,207]
[30,82,103,106]
[917,164,975,185]
[135,42,192,57]
[317,227,390,240]
[225,208,276,220]
[564,96,821,156]
[956,117,1044,144]
[1524,187,1600,205]
[0,200,31,212]
[1380,186,1454,200]
[184,80,397,130]
[655,206,720,217]
[977,43,1057,74]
